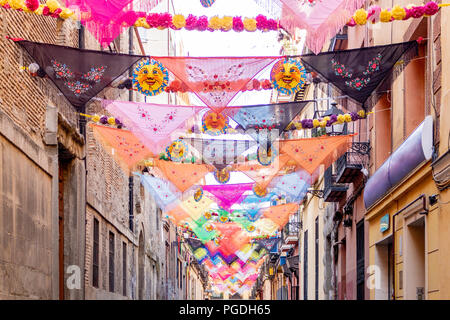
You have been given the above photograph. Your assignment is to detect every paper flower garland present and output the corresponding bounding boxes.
[202,111,229,136]
[132,59,168,96]
[270,58,307,95]
[166,139,189,162]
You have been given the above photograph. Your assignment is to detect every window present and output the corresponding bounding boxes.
[156,207,161,230]
[109,232,115,292]
[122,242,127,296]
[92,218,99,288]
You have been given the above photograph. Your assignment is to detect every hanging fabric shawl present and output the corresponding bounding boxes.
[154,160,212,193]
[62,0,162,48]
[233,154,291,189]
[185,138,257,171]
[262,203,299,229]
[270,170,311,202]
[180,195,215,221]
[253,0,366,54]
[223,101,311,149]
[301,41,418,106]
[90,124,153,173]
[102,100,206,155]
[202,183,254,212]
[151,56,281,112]
[280,134,353,181]
[254,237,280,252]
[137,173,180,211]
[15,39,144,109]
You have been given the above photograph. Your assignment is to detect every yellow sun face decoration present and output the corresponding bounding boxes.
[271,58,307,95]
[133,59,169,96]
[202,111,229,135]
[253,184,268,198]
[166,139,188,162]
[214,167,230,184]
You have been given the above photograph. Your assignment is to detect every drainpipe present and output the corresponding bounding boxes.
[391,194,427,300]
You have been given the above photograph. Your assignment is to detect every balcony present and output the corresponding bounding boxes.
[282,222,300,245]
[336,150,365,183]
[323,166,348,202]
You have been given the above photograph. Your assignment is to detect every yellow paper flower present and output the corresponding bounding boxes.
[59,8,74,19]
[221,16,233,31]
[243,18,257,32]
[337,114,345,124]
[172,14,186,29]
[92,115,100,123]
[357,110,366,118]
[135,17,150,28]
[313,119,320,128]
[320,120,327,128]
[0,0,8,6]
[295,122,302,130]
[46,0,60,13]
[354,8,367,25]
[380,9,392,22]
[107,117,116,125]
[35,4,45,15]
[8,0,24,10]
[208,16,222,30]
[344,114,353,122]
[391,5,406,20]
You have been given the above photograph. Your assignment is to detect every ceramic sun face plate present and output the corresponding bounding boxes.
[133,59,169,96]
[270,58,307,95]
[166,139,189,162]
[202,110,229,136]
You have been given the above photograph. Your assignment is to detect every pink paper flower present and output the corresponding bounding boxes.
[42,6,50,16]
[255,14,268,30]
[411,5,425,18]
[267,19,278,31]
[146,13,161,28]
[196,15,208,31]
[185,14,198,31]
[424,2,439,16]
[159,12,173,29]
[25,0,40,12]
[233,17,244,32]
[347,17,356,27]
[404,7,413,20]
[51,8,62,18]
[120,11,138,27]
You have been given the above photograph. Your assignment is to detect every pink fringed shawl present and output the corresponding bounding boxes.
[202,183,254,212]
[254,0,365,54]
[63,0,162,48]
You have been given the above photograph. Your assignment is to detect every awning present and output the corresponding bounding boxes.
[364,116,433,209]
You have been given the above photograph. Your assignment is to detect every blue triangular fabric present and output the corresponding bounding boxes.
[136,173,180,210]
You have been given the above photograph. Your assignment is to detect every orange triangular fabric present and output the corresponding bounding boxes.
[280,134,353,177]
[166,205,191,225]
[90,123,153,173]
[262,203,299,229]
[154,160,212,193]
[232,154,291,189]
[151,56,280,112]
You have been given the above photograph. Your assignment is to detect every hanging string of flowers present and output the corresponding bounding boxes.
[79,113,124,129]
[2,1,449,32]
[287,110,372,130]
[347,2,447,27]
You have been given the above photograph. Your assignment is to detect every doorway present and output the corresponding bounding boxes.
[138,232,145,299]
[374,235,394,300]
[404,217,425,300]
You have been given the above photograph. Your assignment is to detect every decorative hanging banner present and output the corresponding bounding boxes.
[270,58,307,95]
[270,170,311,202]
[137,173,181,211]
[90,124,153,172]
[62,0,162,48]
[233,154,292,189]
[253,0,366,54]
[280,134,353,181]
[14,39,144,109]
[262,203,299,229]
[102,100,206,155]
[223,101,311,148]
[154,160,212,193]
[151,56,281,112]
[185,138,257,170]
[202,183,254,212]
[254,237,280,252]
[132,59,169,96]
[301,41,418,106]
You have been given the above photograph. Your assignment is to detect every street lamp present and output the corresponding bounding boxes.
[324,102,346,136]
